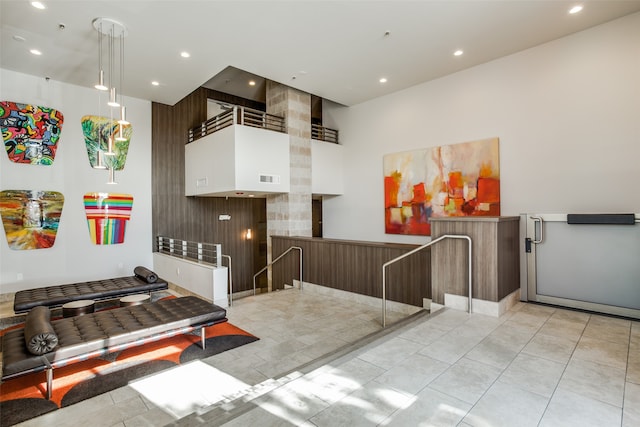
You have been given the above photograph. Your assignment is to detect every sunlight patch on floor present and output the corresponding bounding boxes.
[129,360,250,418]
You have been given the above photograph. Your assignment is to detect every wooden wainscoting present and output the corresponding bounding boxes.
[270,236,431,307]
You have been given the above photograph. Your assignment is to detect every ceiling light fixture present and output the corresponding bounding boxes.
[180,51,190,58]
[151,81,159,86]
[249,80,256,86]
[29,49,42,55]
[94,20,108,91]
[92,17,130,185]
[454,49,464,56]
[31,1,46,9]
[379,77,388,83]
[569,5,583,14]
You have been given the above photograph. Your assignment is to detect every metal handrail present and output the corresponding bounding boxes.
[187,105,286,143]
[381,234,472,327]
[156,236,222,267]
[311,124,339,144]
[222,254,233,307]
[253,246,303,295]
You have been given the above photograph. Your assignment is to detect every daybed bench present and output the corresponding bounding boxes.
[12,266,168,314]
[1,296,227,399]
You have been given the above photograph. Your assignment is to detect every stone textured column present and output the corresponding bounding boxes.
[265,81,312,290]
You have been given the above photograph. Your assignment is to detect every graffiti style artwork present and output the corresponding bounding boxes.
[83,193,133,245]
[0,190,64,250]
[0,101,64,165]
[384,137,500,236]
[81,115,132,170]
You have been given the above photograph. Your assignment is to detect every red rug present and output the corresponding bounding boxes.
[0,321,258,426]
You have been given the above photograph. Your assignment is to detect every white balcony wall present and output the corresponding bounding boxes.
[311,140,344,196]
[185,125,290,197]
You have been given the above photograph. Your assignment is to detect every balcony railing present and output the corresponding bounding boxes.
[187,106,286,144]
[311,123,339,144]
[156,236,222,267]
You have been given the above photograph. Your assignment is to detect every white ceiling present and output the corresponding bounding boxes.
[2,1,640,107]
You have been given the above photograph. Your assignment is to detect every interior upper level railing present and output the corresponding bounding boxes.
[381,234,472,327]
[156,236,222,267]
[187,105,286,144]
[253,246,303,295]
[311,123,339,144]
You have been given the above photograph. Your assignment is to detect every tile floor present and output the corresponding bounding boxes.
[4,289,640,427]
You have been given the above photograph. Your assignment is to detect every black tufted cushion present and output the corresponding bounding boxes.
[13,275,168,313]
[1,296,227,379]
[134,266,158,283]
[24,306,58,355]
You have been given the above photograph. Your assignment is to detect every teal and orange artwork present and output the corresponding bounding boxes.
[0,101,64,165]
[0,190,64,250]
[83,192,133,245]
[81,115,132,170]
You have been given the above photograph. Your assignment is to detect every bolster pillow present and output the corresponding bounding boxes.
[134,266,158,283]
[24,306,58,355]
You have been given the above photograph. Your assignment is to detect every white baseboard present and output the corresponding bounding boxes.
[439,289,520,317]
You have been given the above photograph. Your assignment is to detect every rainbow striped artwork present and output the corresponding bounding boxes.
[0,190,64,250]
[0,101,64,165]
[83,193,133,245]
[81,115,132,170]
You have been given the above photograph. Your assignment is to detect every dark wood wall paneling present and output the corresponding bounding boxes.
[152,87,268,293]
[271,236,431,307]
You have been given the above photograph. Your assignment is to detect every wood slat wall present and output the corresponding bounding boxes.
[151,87,267,293]
[271,236,431,306]
[430,217,520,304]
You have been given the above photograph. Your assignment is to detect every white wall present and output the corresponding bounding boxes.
[0,69,153,293]
[323,12,640,245]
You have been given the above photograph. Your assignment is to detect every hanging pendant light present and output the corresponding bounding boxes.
[115,123,127,142]
[93,18,125,107]
[105,135,115,156]
[94,149,107,169]
[107,167,117,184]
[94,21,108,91]
[92,17,129,185]
[118,105,129,125]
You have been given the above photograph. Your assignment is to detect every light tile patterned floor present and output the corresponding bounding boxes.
[195,296,640,427]
[6,290,640,427]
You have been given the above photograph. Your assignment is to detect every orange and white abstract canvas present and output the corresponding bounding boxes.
[384,137,500,236]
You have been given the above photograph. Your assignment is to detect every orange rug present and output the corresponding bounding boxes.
[0,321,258,426]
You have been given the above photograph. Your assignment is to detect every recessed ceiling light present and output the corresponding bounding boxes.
[379,77,387,83]
[31,1,46,9]
[29,49,42,56]
[151,81,159,86]
[248,80,256,86]
[180,51,190,58]
[454,50,464,56]
[569,5,583,14]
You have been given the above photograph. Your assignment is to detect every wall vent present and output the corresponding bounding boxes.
[260,174,280,184]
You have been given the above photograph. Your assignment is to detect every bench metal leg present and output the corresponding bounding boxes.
[41,356,54,400]
[201,327,206,349]
[46,368,53,400]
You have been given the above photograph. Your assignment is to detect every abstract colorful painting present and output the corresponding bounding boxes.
[384,137,500,236]
[0,101,64,165]
[0,190,64,250]
[81,115,132,170]
[83,192,133,244]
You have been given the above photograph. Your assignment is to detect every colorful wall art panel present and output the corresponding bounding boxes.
[384,137,500,236]
[81,115,132,170]
[83,192,133,245]
[0,101,64,165]
[0,190,64,250]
